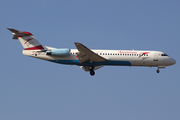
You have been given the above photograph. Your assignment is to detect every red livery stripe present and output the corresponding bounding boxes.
[24,45,44,50]
[24,38,33,44]
[23,31,33,36]
[17,31,33,38]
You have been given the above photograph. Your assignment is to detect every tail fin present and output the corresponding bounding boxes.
[7,28,45,50]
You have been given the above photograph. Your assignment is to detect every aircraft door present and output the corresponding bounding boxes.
[153,53,158,61]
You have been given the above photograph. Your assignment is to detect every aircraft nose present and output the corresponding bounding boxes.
[167,58,176,65]
[171,58,176,65]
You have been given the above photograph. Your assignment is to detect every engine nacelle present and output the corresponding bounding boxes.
[46,48,70,56]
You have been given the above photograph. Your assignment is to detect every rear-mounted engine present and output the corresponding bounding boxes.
[46,48,70,56]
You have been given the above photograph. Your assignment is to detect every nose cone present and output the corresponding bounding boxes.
[171,58,176,65]
[166,58,176,66]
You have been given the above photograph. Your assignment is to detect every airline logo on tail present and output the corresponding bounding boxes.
[24,38,33,44]
[7,28,44,50]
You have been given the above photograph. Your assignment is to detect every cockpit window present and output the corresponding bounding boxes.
[161,54,168,56]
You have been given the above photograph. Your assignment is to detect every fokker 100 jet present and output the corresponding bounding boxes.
[7,28,176,76]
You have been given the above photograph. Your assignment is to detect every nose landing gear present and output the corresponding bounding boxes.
[156,66,165,73]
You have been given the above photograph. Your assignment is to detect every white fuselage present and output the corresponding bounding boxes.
[22,48,176,67]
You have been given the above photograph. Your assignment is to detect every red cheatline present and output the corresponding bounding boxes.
[24,38,33,44]
[24,45,44,50]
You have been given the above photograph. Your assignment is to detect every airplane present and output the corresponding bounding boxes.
[7,28,176,76]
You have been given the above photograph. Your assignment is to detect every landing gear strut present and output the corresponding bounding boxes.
[156,66,165,73]
[88,65,95,76]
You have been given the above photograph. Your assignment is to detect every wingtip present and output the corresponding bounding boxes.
[74,42,82,45]
[7,28,12,31]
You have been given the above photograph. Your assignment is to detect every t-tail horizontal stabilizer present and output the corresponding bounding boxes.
[7,28,28,39]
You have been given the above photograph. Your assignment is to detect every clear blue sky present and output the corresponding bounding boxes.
[0,0,179,120]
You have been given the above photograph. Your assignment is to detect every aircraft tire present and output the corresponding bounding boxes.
[156,69,160,73]
[90,70,95,76]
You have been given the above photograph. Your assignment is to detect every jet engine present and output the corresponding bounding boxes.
[46,48,70,56]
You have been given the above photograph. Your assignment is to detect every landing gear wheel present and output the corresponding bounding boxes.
[90,70,95,76]
[156,69,160,73]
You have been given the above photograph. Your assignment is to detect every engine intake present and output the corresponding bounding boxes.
[46,48,70,56]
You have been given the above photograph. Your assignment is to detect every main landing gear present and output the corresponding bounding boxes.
[156,69,160,73]
[88,65,95,76]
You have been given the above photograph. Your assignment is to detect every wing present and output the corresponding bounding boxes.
[74,42,107,64]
